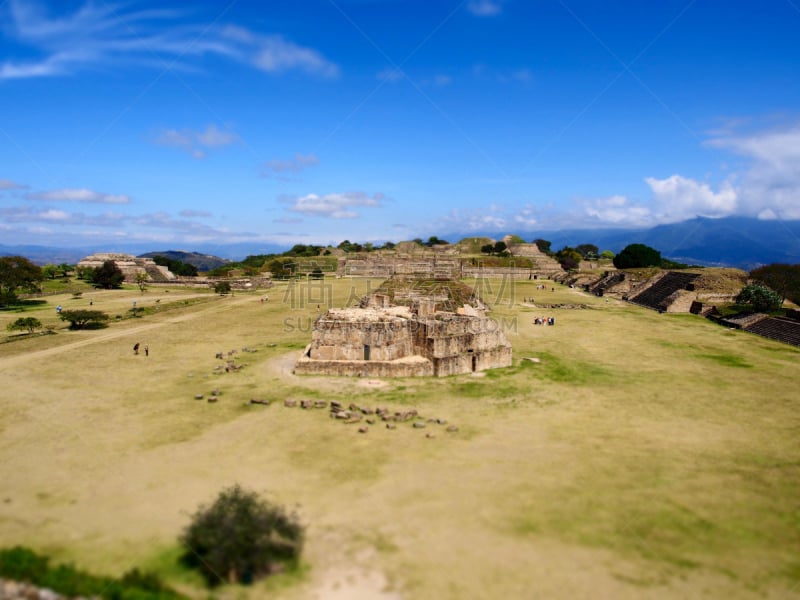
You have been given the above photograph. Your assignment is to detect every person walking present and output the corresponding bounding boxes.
[144,344,149,357]
[133,342,140,355]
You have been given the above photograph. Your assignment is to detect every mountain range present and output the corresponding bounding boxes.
[2,217,798,270]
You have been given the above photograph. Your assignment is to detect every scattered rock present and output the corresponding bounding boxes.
[207,396,218,403]
[250,398,270,406]
[385,423,397,429]
[314,400,328,409]
[358,426,369,434]
[522,357,541,363]
[194,394,204,400]
[446,425,459,433]
[412,421,426,429]
[300,400,313,409]
[284,399,297,407]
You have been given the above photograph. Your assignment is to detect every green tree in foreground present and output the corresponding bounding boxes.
[736,284,783,313]
[613,244,662,269]
[180,485,304,586]
[90,260,124,289]
[7,317,43,335]
[58,310,109,330]
[0,256,43,307]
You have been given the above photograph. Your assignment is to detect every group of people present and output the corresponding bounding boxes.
[534,316,555,326]
[133,342,149,356]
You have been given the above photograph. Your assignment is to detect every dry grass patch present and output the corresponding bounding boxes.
[0,278,798,599]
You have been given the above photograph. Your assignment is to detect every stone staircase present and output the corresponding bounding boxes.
[744,317,800,347]
[628,272,700,311]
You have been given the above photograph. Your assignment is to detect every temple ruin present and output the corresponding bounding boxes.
[77,253,176,283]
[294,276,512,377]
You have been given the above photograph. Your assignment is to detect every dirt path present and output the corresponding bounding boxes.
[0,295,255,370]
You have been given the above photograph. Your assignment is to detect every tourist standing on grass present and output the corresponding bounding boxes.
[133,342,140,355]
[145,344,149,357]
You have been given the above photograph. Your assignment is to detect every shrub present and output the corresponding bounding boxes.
[736,283,783,313]
[180,484,304,586]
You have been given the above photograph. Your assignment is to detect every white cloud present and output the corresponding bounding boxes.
[262,153,320,177]
[25,188,130,204]
[281,191,384,219]
[154,124,238,159]
[467,0,504,17]
[645,175,738,221]
[273,216,303,224]
[707,124,800,220]
[1,1,339,81]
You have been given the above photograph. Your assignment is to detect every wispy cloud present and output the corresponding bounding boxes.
[467,0,505,17]
[0,178,26,190]
[25,187,130,204]
[376,68,404,83]
[281,191,384,219]
[262,153,320,178]
[179,208,212,218]
[221,26,339,79]
[153,124,239,159]
[0,1,340,81]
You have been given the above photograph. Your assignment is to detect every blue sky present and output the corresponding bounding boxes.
[1,0,799,250]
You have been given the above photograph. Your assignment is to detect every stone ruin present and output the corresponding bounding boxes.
[77,252,175,283]
[294,276,512,377]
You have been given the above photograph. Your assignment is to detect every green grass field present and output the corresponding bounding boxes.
[1,278,798,599]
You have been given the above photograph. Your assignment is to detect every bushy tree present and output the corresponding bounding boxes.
[214,281,232,295]
[180,485,304,586]
[58,310,109,329]
[750,263,800,304]
[493,241,507,254]
[555,246,583,271]
[480,243,494,255]
[576,243,599,259]
[533,239,552,255]
[736,284,783,313]
[7,317,43,335]
[613,244,662,269]
[600,250,615,259]
[42,264,59,280]
[0,256,43,306]
[90,260,124,289]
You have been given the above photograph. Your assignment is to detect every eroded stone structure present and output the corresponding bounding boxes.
[77,253,175,282]
[294,277,512,377]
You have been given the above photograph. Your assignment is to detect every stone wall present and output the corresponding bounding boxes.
[294,352,434,377]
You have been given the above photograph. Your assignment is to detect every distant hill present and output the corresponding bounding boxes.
[444,217,800,270]
[138,251,230,272]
